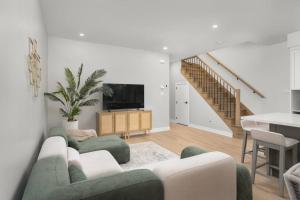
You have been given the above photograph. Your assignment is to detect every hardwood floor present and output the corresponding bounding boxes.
[127,123,288,200]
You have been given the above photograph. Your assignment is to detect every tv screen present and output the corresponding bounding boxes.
[103,84,144,110]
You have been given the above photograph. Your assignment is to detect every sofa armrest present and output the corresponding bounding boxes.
[48,169,163,200]
[153,152,236,200]
[181,146,253,200]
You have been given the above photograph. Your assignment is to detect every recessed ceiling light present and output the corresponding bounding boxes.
[79,33,85,37]
[212,24,218,29]
[160,59,165,64]
[163,46,168,50]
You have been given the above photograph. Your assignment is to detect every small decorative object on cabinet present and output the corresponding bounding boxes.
[97,110,152,139]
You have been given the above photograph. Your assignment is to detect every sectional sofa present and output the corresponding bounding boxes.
[22,128,252,200]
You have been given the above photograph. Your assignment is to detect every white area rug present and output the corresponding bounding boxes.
[120,141,179,171]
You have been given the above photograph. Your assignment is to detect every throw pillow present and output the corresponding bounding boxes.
[67,129,97,141]
[67,135,80,150]
[68,164,87,183]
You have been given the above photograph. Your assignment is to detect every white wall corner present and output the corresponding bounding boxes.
[188,123,233,138]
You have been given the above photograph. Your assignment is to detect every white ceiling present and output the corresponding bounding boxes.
[41,0,300,61]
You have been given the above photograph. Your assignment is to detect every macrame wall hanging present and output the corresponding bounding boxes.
[28,38,41,97]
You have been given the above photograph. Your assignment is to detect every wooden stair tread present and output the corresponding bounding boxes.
[181,57,253,138]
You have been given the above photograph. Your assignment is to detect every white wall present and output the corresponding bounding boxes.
[203,42,290,114]
[0,0,48,199]
[170,42,290,137]
[48,37,169,131]
[170,62,232,136]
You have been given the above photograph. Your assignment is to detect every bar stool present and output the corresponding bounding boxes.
[240,120,269,163]
[251,129,299,197]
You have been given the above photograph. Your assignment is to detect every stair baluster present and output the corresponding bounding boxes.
[181,56,250,137]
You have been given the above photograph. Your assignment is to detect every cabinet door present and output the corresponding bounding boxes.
[114,112,128,133]
[140,111,152,130]
[128,111,140,132]
[100,112,114,135]
[294,50,300,89]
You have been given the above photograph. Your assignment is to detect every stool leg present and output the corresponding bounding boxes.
[266,147,270,176]
[279,146,285,197]
[251,140,258,184]
[293,145,298,165]
[241,130,248,163]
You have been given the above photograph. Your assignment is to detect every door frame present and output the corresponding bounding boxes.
[175,82,189,125]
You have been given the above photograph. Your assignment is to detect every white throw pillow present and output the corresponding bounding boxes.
[67,147,82,169]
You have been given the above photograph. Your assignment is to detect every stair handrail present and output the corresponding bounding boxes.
[182,55,241,126]
[207,52,265,98]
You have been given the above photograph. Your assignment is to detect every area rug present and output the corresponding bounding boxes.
[120,141,179,171]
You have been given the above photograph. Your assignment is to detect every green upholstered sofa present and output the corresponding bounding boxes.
[22,128,251,200]
[181,146,253,200]
[22,136,163,200]
[48,127,130,164]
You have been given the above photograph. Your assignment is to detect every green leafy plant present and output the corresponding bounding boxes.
[44,64,112,121]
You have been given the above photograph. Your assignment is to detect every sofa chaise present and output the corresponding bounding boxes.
[48,127,130,164]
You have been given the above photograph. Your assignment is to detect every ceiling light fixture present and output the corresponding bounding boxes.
[163,46,168,50]
[79,33,85,37]
[212,24,218,29]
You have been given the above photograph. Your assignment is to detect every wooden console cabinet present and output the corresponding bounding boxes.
[97,110,152,138]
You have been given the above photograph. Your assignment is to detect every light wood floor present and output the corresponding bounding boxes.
[127,123,288,200]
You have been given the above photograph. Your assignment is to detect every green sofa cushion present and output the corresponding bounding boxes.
[68,165,87,183]
[181,146,208,158]
[48,127,68,143]
[22,156,70,200]
[236,164,253,200]
[180,146,253,200]
[78,135,130,164]
[67,135,80,150]
[46,169,163,200]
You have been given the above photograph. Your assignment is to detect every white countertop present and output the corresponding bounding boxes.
[242,113,300,128]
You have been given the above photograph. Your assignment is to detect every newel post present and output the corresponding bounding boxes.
[235,89,241,126]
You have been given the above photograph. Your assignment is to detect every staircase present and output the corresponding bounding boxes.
[181,56,253,138]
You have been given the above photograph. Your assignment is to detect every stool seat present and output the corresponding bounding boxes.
[285,137,299,147]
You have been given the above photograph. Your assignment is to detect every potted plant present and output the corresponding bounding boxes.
[45,64,112,130]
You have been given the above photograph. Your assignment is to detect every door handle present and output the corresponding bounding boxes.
[184,101,188,104]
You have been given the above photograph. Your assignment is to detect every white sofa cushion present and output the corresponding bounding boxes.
[38,136,68,165]
[80,150,123,180]
[152,151,236,200]
[67,147,82,169]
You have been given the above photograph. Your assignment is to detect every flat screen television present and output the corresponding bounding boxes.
[103,83,144,110]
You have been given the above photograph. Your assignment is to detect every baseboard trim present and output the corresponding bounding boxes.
[150,126,170,133]
[188,123,232,138]
[170,119,176,123]
[128,126,170,136]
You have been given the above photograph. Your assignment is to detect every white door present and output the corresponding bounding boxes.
[175,83,189,125]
